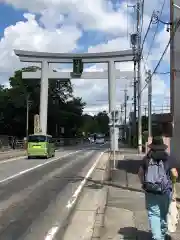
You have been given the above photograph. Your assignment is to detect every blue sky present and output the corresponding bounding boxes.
[0,3,25,38]
[0,0,171,112]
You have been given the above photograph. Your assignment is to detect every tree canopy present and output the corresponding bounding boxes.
[81,111,109,136]
[0,66,86,137]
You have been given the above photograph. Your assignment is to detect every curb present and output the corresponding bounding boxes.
[54,151,106,240]
[53,202,78,240]
[91,153,111,239]
[103,151,112,182]
[91,187,108,239]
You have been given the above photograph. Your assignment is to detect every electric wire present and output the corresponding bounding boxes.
[138,16,180,97]
[140,14,153,57]
[145,0,166,62]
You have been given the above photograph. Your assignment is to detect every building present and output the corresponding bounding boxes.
[151,113,172,137]
[127,111,172,150]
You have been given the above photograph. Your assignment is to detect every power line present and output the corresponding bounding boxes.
[151,41,170,75]
[129,1,146,106]
[139,3,166,95]
[155,71,170,75]
[145,0,166,62]
[139,17,180,96]
[140,13,153,56]
[141,56,148,73]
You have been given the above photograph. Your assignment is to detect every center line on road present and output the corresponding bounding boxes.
[44,150,106,240]
[0,150,83,184]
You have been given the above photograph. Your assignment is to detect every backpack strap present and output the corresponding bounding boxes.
[142,151,153,171]
[144,151,170,173]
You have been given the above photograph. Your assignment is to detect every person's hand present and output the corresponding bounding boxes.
[172,195,176,201]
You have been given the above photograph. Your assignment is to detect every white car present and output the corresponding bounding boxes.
[95,137,105,144]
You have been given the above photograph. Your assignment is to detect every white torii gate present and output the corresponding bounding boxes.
[14,49,134,151]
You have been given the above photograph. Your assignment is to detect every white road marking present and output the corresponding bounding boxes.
[45,227,59,240]
[66,151,105,209]
[0,156,26,164]
[0,150,82,184]
[44,150,106,240]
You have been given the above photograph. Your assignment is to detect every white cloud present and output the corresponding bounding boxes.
[2,0,133,35]
[154,26,170,63]
[39,9,65,30]
[88,37,131,52]
[0,0,170,116]
[0,13,82,77]
[3,0,169,34]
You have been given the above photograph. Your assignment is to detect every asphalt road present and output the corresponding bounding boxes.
[0,143,108,240]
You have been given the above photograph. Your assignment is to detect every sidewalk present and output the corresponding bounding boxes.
[101,148,180,240]
[62,146,180,240]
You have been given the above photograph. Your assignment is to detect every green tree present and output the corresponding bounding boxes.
[81,111,109,136]
[95,111,109,134]
[0,67,85,137]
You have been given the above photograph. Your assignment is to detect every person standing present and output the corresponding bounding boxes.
[138,136,178,240]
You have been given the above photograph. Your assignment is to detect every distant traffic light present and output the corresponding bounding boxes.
[73,58,83,76]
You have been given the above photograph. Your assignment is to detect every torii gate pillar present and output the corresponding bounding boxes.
[40,61,49,134]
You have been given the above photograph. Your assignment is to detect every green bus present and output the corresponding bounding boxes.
[27,134,55,159]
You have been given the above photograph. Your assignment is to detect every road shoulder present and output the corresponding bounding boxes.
[0,150,26,160]
[62,152,109,240]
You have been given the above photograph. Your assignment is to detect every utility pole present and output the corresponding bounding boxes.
[130,9,138,147]
[144,107,147,116]
[124,89,128,126]
[26,95,30,139]
[120,104,123,124]
[147,70,152,138]
[137,0,142,153]
[170,0,175,119]
[124,89,128,142]
[120,104,124,141]
[120,105,124,141]
[133,61,137,135]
